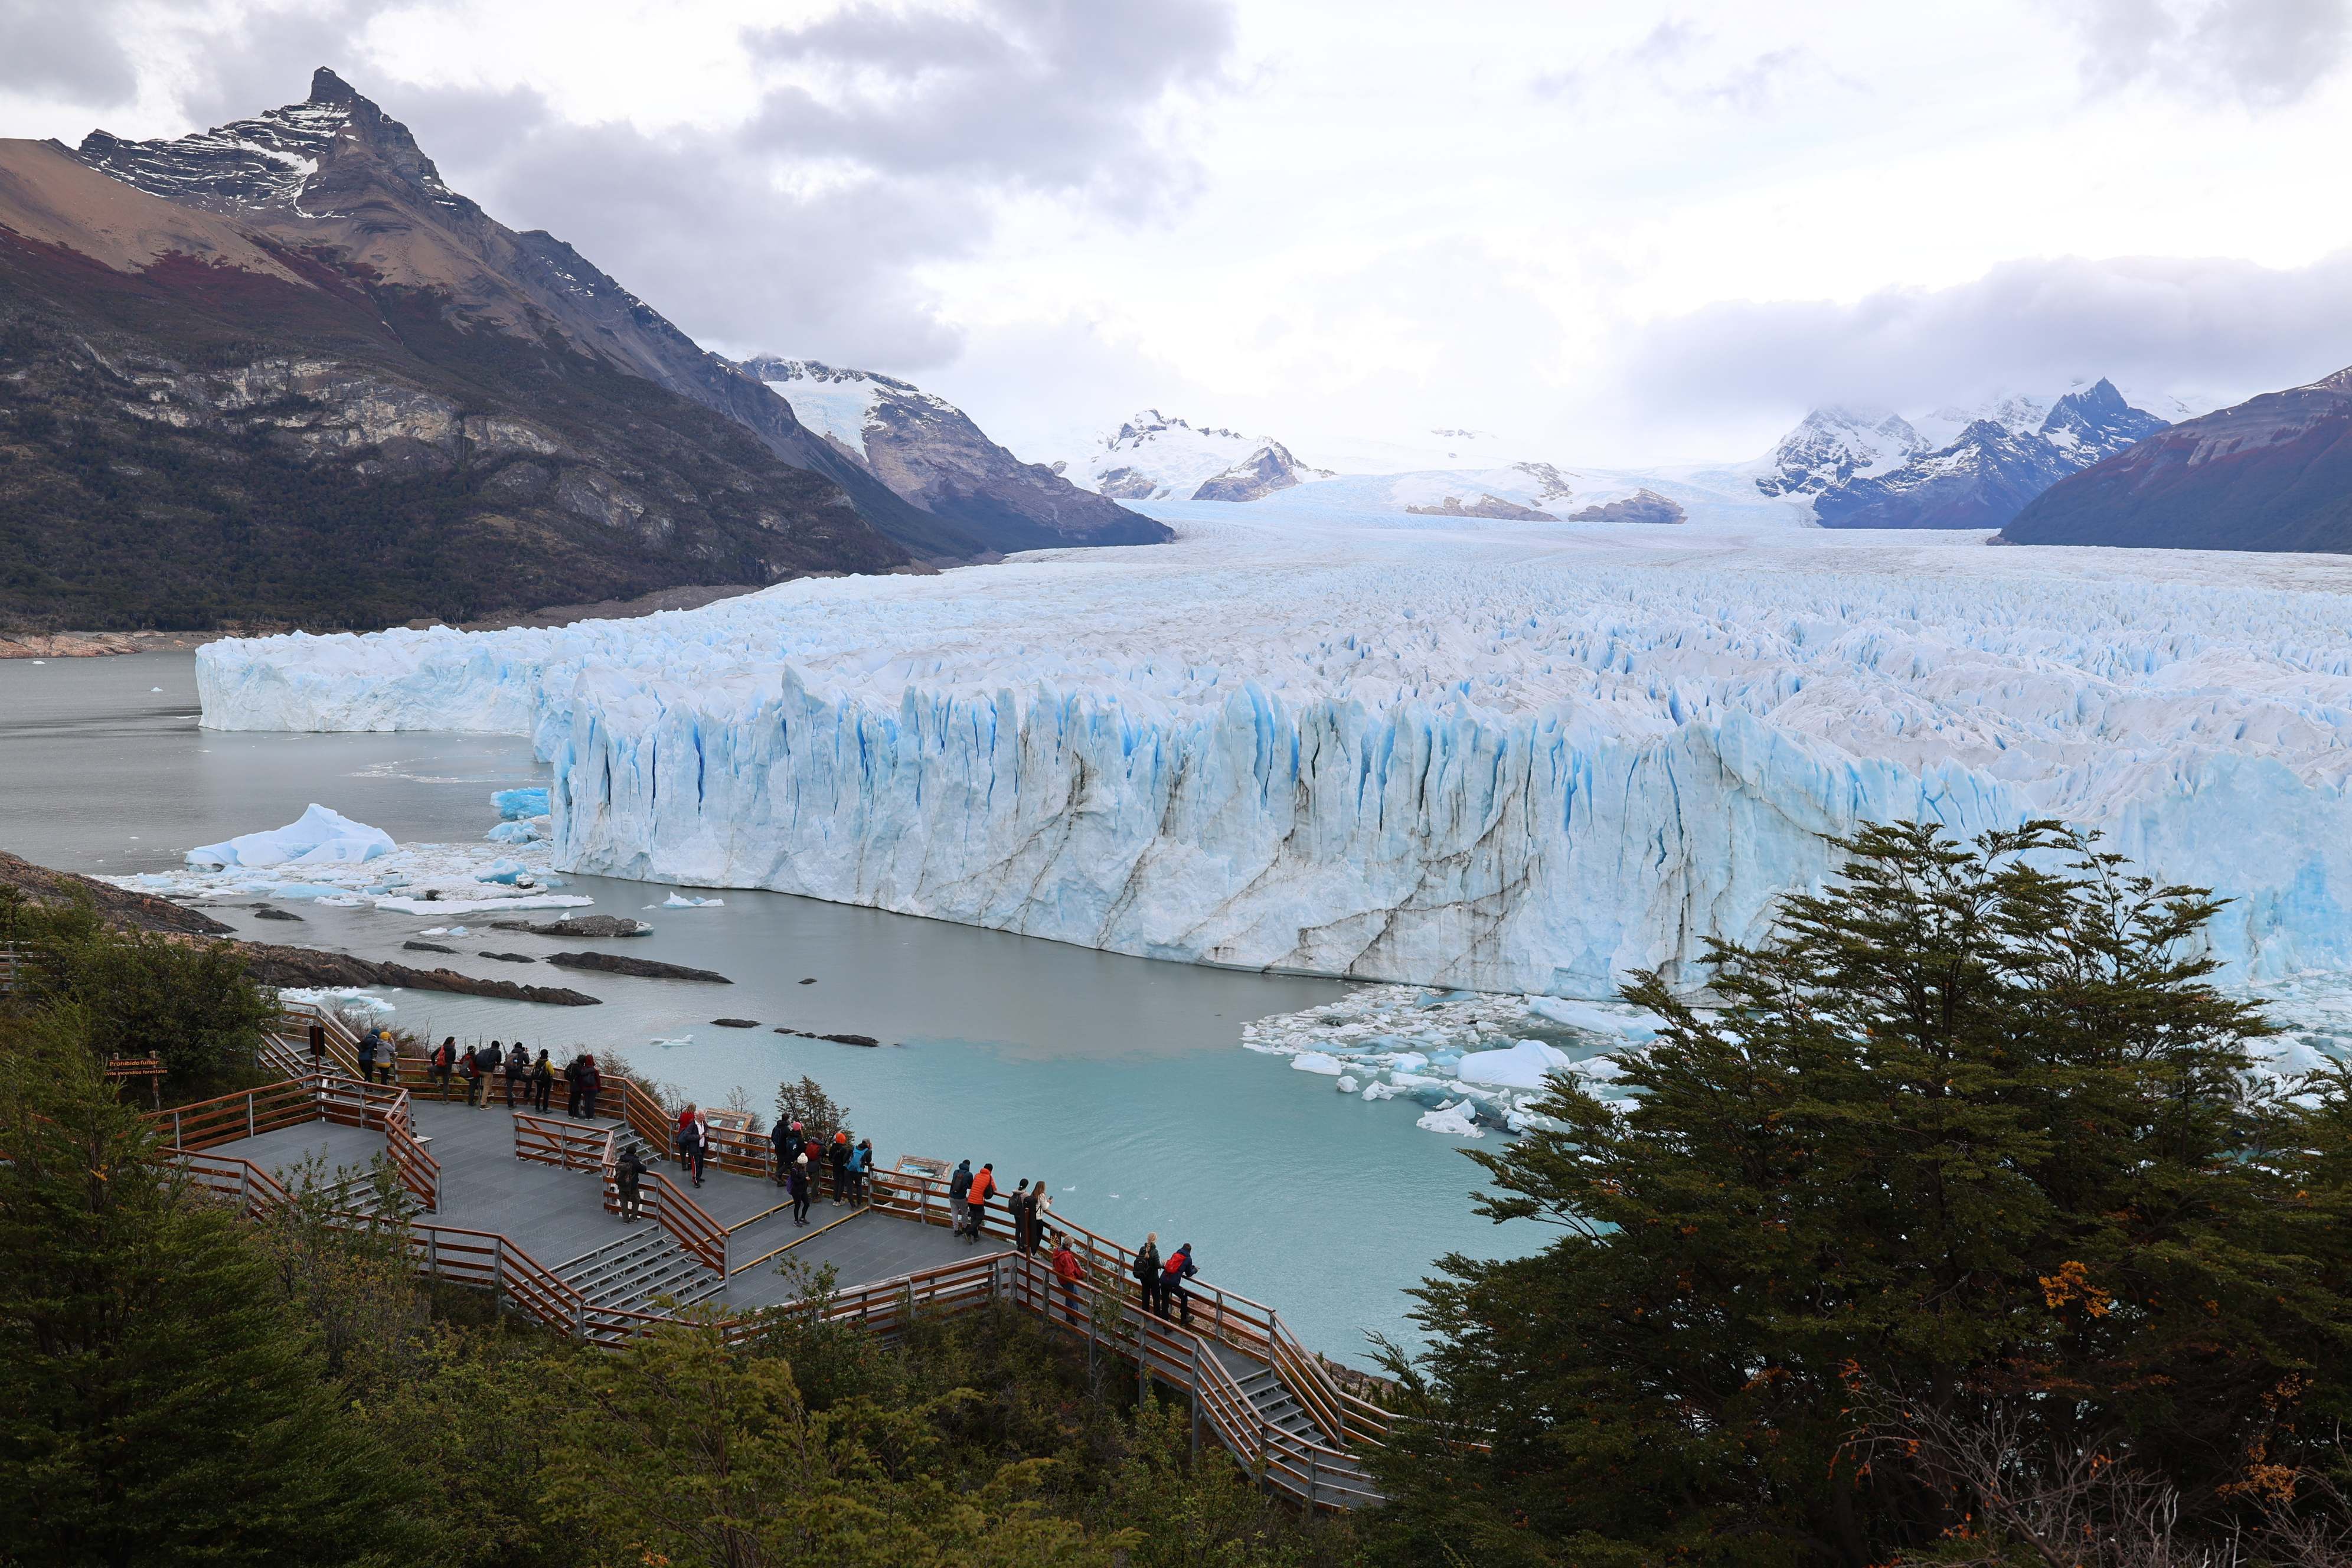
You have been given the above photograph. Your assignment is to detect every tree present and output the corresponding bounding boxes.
[0,1007,426,1566]
[14,896,273,1095]
[774,1073,852,1147]
[1370,822,2352,1568]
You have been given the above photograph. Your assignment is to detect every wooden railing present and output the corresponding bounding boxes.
[512,1110,612,1171]
[866,1164,1387,1452]
[158,1077,322,1152]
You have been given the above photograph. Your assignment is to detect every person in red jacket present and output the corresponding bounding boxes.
[962,1162,996,1243]
[1051,1236,1084,1324]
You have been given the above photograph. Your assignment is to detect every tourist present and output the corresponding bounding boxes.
[691,1109,711,1186]
[1161,1243,1198,1327]
[1030,1182,1054,1254]
[828,1131,850,1204]
[948,1158,973,1234]
[477,1041,504,1106]
[374,1033,397,1086]
[356,1028,378,1083]
[678,1110,707,1187]
[1134,1233,1163,1317]
[531,1049,554,1112]
[578,1053,602,1119]
[504,1041,528,1109]
[674,1102,697,1168]
[564,1054,585,1117]
[1051,1235,1084,1324]
[615,1143,645,1222]
[431,1037,456,1100]
[851,1138,873,1205]
[1008,1180,1031,1249]
[460,1043,483,1106]
[306,1015,328,1073]
[788,1153,812,1225]
[963,1162,996,1242]
[770,1118,798,1185]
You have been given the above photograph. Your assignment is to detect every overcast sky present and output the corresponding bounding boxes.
[5,0,2350,465]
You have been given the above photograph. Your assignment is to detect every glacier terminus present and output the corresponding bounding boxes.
[194,504,2352,999]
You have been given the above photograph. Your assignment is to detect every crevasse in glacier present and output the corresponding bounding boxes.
[195,508,2352,996]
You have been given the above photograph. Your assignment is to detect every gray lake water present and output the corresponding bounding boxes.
[0,651,1537,1363]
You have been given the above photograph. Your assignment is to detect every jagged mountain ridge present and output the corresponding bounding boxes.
[68,68,982,562]
[1998,365,2352,553]
[741,358,1168,552]
[0,103,910,630]
[1061,409,1332,504]
[1756,379,2176,530]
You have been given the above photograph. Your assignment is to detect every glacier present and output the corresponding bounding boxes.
[194,504,2352,997]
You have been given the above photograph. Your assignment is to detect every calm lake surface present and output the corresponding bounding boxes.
[0,651,1537,1362]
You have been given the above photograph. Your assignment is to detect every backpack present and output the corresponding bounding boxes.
[1135,1244,1159,1282]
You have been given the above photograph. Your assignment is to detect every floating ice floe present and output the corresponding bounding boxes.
[1455,1039,1577,1090]
[486,815,551,845]
[492,786,551,821]
[108,807,590,917]
[660,893,726,908]
[188,803,393,870]
[1416,1100,1485,1138]
[1290,1051,1346,1075]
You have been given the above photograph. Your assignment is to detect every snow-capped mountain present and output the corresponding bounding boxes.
[1759,379,2184,531]
[741,360,1167,552]
[1061,411,1331,503]
[1755,407,1928,499]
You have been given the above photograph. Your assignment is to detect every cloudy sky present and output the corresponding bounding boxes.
[5,0,2350,465]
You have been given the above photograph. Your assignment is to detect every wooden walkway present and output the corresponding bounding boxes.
[155,1007,1393,1510]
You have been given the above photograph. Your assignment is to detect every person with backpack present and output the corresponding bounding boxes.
[851,1139,873,1206]
[356,1028,379,1083]
[531,1049,554,1112]
[1051,1236,1084,1324]
[504,1041,529,1109]
[1161,1243,1198,1327]
[828,1131,851,1204]
[1008,1180,1032,1250]
[614,1144,646,1222]
[460,1043,484,1106]
[430,1037,456,1100]
[963,1162,996,1242]
[578,1054,603,1119]
[1135,1233,1164,1316]
[788,1153,812,1226]
[771,1119,799,1186]
[374,1031,398,1086]
[948,1158,973,1234]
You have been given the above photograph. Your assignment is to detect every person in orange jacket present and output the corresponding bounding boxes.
[962,1162,996,1242]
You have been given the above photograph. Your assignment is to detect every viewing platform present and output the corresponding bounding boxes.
[155,1010,1393,1511]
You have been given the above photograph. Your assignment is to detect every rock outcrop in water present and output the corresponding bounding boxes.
[545,951,730,983]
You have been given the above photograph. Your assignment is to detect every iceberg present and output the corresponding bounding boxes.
[188,804,394,870]
[1455,1040,1577,1090]
[493,786,551,820]
[193,504,2352,997]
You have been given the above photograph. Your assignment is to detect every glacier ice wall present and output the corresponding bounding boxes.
[196,509,2352,995]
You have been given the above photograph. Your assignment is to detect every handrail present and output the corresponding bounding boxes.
[639,1170,727,1276]
[512,1110,610,1171]
[381,1087,440,1211]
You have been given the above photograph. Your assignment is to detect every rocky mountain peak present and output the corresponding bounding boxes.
[308,66,360,106]
[75,67,468,222]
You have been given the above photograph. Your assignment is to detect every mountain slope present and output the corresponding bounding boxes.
[1762,380,2173,531]
[742,358,1168,551]
[70,67,979,563]
[0,133,907,632]
[1998,367,2352,553]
